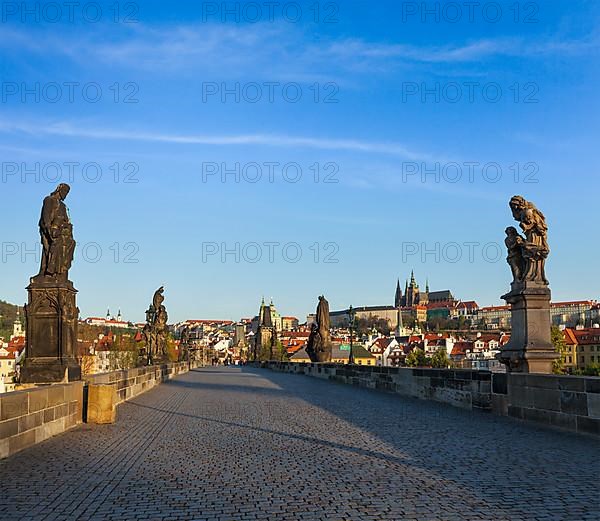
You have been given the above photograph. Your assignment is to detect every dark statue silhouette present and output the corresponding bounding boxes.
[306,295,332,363]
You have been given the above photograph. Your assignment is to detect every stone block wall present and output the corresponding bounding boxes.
[0,362,198,459]
[261,362,600,437]
[85,361,193,406]
[263,362,492,411]
[491,373,600,436]
[0,381,83,459]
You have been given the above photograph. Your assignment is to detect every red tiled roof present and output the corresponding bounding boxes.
[451,341,473,356]
[566,328,600,345]
[186,320,234,325]
[424,333,450,340]
[479,305,510,311]
[551,301,595,307]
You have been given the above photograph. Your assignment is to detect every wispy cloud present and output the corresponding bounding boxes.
[0,119,443,161]
[2,22,597,82]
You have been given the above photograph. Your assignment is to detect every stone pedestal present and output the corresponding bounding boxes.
[21,277,81,384]
[497,281,558,374]
[87,384,117,424]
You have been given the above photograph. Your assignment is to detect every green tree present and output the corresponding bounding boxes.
[405,348,429,367]
[0,300,24,340]
[581,363,600,377]
[354,316,391,337]
[273,340,288,362]
[166,335,179,362]
[551,326,568,374]
[430,348,450,368]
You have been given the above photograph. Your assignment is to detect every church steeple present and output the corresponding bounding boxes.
[394,279,402,308]
[12,309,23,339]
[426,279,430,293]
[396,303,404,336]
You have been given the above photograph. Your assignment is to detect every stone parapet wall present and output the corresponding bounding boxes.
[260,362,600,437]
[0,381,83,459]
[491,372,600,436]
[1,362,200,459]
[85,361,194,406]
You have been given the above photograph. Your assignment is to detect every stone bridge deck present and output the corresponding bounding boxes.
[0,367,598,521]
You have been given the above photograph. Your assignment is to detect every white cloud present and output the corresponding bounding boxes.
[2,22,597,82]
[0,118,443,161]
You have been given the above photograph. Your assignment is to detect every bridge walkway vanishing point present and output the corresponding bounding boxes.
[0,367,598,521]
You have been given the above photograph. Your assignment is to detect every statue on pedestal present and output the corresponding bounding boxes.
[498,196,558,373]
[306,295,332,363]
[22,184,81,383]
[508,195,549,284]
[143,287,169,364]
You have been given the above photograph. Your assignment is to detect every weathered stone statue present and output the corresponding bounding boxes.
[143,287,169,364]
[179,327,190,362]
[508,195,549,283]
[306,295,332,363]
[498,196,558,373]
[22,184,81,383]
[505,226,525,283]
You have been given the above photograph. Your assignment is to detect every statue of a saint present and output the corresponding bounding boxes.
[316,295,330,332]
[155,304,168,357]
[153,286,165,311]
[508,196,549,284]
[306,295,332,362]
[38,183,76,281]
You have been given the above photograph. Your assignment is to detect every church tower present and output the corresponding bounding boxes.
[394,279,403,308]
[12,309,24,339]
[406,270,420,307]
[254,297,276,361]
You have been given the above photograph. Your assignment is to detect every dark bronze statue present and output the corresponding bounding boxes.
[179,326,190,362]
[507,196,549,284]
[143,287,169,364]
[306,295,332,363]
[22,184,81,383]
[38,183,76,282]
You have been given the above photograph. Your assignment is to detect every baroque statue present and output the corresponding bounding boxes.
[306,295,332,363]
[143,286,170,364]
[22,184,81,383]
[506,195,549,284]
[498,196,557,374]
[38,183,76,282]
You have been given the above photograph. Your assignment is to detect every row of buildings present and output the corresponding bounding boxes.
[318,273,599,331]
[0,313,25,392]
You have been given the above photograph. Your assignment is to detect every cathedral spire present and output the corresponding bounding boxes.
[395,279,402,308]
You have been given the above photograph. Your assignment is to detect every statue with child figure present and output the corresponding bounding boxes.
[498,196,557,374]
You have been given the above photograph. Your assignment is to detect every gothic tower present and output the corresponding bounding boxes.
[394,279,403,308]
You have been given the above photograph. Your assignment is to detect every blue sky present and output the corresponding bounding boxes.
[1,0,599,322]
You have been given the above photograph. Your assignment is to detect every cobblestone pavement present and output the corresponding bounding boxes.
[0,367,598,521]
